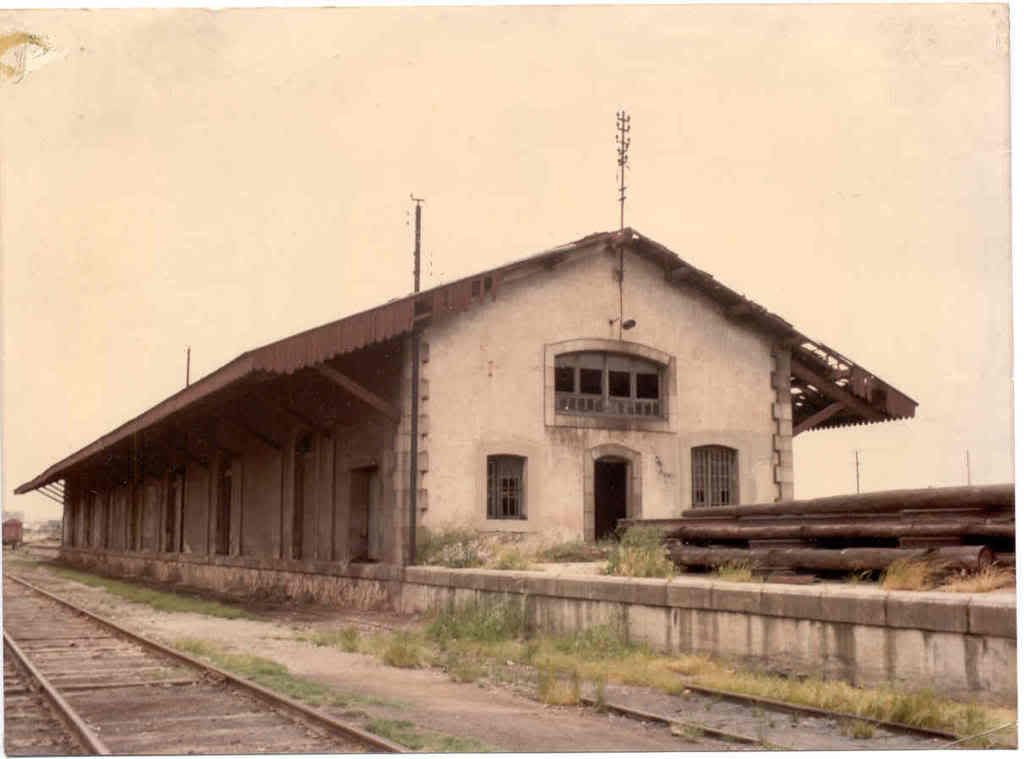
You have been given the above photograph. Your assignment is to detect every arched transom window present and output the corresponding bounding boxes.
[554,352,663,418]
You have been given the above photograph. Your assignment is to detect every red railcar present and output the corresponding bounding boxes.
[3,519,23,549]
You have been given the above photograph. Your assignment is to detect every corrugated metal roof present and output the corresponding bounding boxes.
[14,227,916,495]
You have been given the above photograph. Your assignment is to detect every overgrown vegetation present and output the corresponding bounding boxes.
[289,596,1014,746]
[301,626,361,652]
[378,630,429,668]
[416,527,486,569]
[603,526,675,578]
[535,540,614,563]
[942,565,1015,594]
[536,666,581,705]
[427,598,527,645]
[665,661,1014,746]
[839,718,876,739]
[364,718,491,752]
[488,546,533,570]
[174,638,348,706]
[880,559,941,591]
[51,566,253,619]
[712,560,759,583]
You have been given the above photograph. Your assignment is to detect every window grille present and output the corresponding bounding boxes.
[487,455,526,519]
[554,352,663,419]
[691,445,738,507]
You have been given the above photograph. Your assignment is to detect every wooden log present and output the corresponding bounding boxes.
[678,484,1013,520]
[656,520,1014,543]
[666,543,993,572]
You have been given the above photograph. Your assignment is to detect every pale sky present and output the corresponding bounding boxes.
[1,5,1011,522]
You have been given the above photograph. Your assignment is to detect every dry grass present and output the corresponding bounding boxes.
[487,546,534,571]
[941,565,1015,593]
[536,540,615,563]
[839,719,876,739]
[880,558,940,591]
[301,626,361,652]
[604,526,675,578]
[537,667,581,705]
[416,526,486,568]
[377,630,429,668]
[667,660,1015,745]
[410,603,1013,744]
[713,560,759,583]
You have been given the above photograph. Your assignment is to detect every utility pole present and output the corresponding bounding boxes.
[185,346,191,387]
[408,195,424,566]
[854,450,861,494]
[966,450,972,486]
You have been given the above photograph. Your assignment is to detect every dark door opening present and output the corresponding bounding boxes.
[594,459,627,540]
[350,466,380,562]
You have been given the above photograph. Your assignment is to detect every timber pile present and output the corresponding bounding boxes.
[622,484,1014,575]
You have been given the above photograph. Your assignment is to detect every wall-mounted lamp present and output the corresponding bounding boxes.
[609,317,637,330]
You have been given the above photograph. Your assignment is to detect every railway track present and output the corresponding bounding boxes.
[4,635,89,755]
[3,575,404,755]
[4,569,996,752]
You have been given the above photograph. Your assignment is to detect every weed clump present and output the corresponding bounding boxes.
[302,626,361,652]
[442,649,486,683]
[713,560,759,583]
[604,526,675,578]
[364,718,491,752]
[553,622,636,661]
[488,546,533,571]
[839,719,876,739]
[537,666,581,705]
[536,540,614,563]
[942,565,1015,593]
[881,559,940,591]
[427,598,526,645]
[416,527,485,569]
[379,630,427,668]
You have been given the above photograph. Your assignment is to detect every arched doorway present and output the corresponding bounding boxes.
[583,444,642,541]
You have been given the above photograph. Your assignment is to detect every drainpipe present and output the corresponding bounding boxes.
[408,330,420,565]
[408,198,423,565]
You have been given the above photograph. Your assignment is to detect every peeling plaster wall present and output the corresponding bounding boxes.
[418,244,780,540]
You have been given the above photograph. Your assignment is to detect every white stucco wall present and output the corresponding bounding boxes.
[418,242,780,540]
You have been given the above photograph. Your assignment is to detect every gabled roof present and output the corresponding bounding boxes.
[15,227,916,495]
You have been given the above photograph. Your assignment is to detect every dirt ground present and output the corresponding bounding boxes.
[6,559,711,753]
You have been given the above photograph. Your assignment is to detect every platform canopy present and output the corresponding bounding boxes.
[15,227,916,496]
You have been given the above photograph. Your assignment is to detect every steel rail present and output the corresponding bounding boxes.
[6,574,406,754]
[578,695,770,747]
[673,678,958,741]
[3,631,111,755]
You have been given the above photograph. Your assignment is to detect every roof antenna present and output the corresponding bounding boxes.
[185,346,191,387]
[616,110,631,231]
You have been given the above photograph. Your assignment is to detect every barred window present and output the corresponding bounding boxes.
[691,445,738,507]
[487,455,526,519]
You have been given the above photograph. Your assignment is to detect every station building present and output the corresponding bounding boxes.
[16,228,916,573]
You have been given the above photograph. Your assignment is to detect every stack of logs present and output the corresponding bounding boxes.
[622,484,1014,575]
